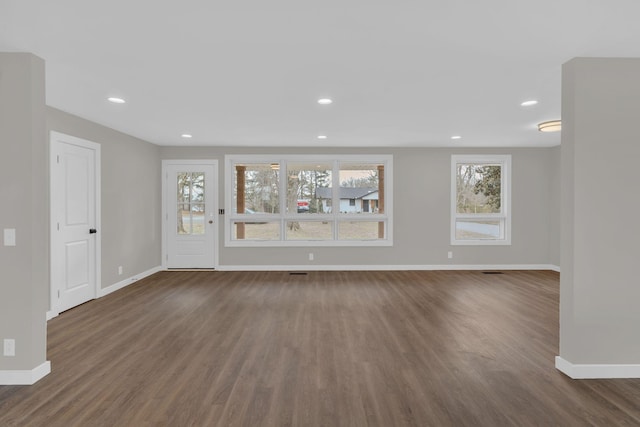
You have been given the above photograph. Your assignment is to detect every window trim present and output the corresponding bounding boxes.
[451,154,511,246]
[225,154,393,247]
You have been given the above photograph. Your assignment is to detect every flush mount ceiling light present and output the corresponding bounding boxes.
[181,134,193,138]
[317,135,328,140]
[538,120,562,132]
[451,135,462,140]
[317,98,333,105]
[107,97,126,104]
[521,100,538,107]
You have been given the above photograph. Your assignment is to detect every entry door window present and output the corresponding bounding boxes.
[177,172,205,235]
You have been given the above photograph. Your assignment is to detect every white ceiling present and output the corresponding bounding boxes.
[2,1,640,148]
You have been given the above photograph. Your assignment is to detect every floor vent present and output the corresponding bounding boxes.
[289,272,308,275]
[482,271,504,275]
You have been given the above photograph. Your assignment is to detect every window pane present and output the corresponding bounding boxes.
[177,204,205,235]
[338,162,383,214]
[234,163,280,214]
[455,219,502,240]
[177,172,190,203]
[285,221,333,240]
[232,221,280,240]
[456,164,501,214]
[190,172,205,202]
[177,172,205,203]
[338,221,385,240]
[190,204,205,235]
[177,207,191,234]
[286,162,332,214]
[177,172,206,235]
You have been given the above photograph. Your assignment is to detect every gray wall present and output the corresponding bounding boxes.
[561,58,640,364]
[47,108,162,290]
[0,53,48,371]
[161,146,558,268]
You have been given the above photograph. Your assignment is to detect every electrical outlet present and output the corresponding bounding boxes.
[448,251,453,259]
[308,253,314,261]
[3,339,15,356]
[118,266,123,275]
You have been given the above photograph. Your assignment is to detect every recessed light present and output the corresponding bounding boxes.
[107,97,126,104]
[451,135,462,140]
[317,98,333,105]
[181,134,193,138]
[317,135,328,140]
[538,120,561,132]
[521,100,538,107]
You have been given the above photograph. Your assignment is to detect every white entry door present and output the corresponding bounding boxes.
[50,132,100,313]
[164,161,217,268]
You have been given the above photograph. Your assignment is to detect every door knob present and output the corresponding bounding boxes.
[89,228,97,234]
[208,220,213,224]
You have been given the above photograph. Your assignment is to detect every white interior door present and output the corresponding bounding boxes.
[164,162,217,268]
[51,132,100,313]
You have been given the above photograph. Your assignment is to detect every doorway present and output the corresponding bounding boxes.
[50,132,101,315]
[162,160,218,268]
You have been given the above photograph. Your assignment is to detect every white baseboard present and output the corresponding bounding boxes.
[0,361,51,385]
[550,264,561,272]
[555,356,640,379]
[97,265,163,298]
[46,310,58,321]
[217,264,560,272]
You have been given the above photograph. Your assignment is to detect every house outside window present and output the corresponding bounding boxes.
[226,155,392,246]
[451,155,511,245]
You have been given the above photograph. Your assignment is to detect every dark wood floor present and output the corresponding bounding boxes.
[1,270,639,426]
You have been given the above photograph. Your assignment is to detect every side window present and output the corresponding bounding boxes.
[451,155,511,245]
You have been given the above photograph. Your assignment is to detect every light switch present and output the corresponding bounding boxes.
[4,228,16,246]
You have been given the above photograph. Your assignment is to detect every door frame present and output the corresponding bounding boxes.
[49,131,101,319]
[162,160,219,269]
